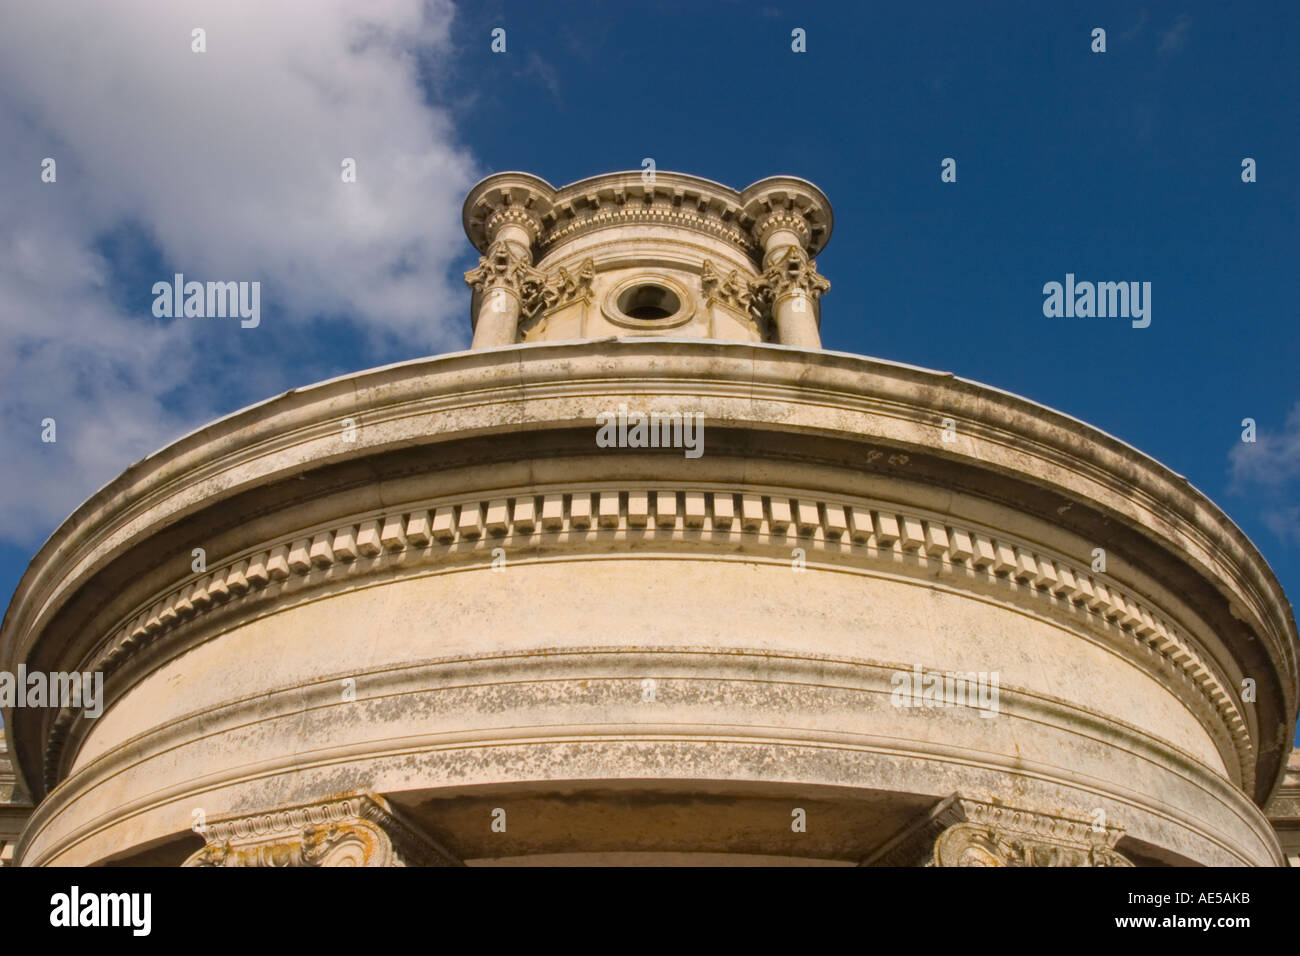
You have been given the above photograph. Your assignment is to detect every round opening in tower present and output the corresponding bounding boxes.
[617,283,681,321]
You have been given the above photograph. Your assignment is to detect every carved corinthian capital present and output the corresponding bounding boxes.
[182,793,462,867]
[860,794,1133,867]
[753,244,831,306]
[930,799,1133,867]
[464,239,548,315]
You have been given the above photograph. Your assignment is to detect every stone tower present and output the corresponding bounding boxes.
[0,171,1296,867]
[462,171,831,348]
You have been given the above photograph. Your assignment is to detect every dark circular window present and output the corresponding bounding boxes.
[617,284,681,321]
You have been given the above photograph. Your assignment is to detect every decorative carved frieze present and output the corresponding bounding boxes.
[56,487,1251,794]
[700,260,756,316]
[541,258,596,312]
[465,247,596,333]
[182,793,462,867]
[540,189,757,258]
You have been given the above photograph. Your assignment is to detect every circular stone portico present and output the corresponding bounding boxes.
[1,170,1296,867]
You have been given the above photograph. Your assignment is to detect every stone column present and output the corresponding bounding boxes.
[753,211,830,349]
[182,793,462,867]
[464,204,546,349]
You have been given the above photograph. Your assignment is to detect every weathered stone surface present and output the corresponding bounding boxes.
[183,793,461,867]
[0,171,1295,867]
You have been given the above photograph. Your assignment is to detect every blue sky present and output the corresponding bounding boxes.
[0,1,1297,739]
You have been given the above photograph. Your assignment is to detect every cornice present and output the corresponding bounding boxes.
[1,339,1295,804]
[44,482,1252,795]
[462,171,833,265]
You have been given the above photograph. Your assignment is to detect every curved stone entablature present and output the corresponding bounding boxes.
[463,171,833,262]
[45,483,1251,790]
[2,339,1296,866]
[461,172,832,349]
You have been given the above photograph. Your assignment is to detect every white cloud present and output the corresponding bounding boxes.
[1229,402,1300,545]
[1231,403,1300,487]
[0,1,478,543]
[1119,10,1148,43]
[1158,14,1191,54]
[1262,507,1300,547]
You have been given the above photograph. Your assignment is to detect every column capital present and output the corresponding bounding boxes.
[464,239,548,314]
[182,793,462,867]
[860,793,1133,867]
[754,244,831,304]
